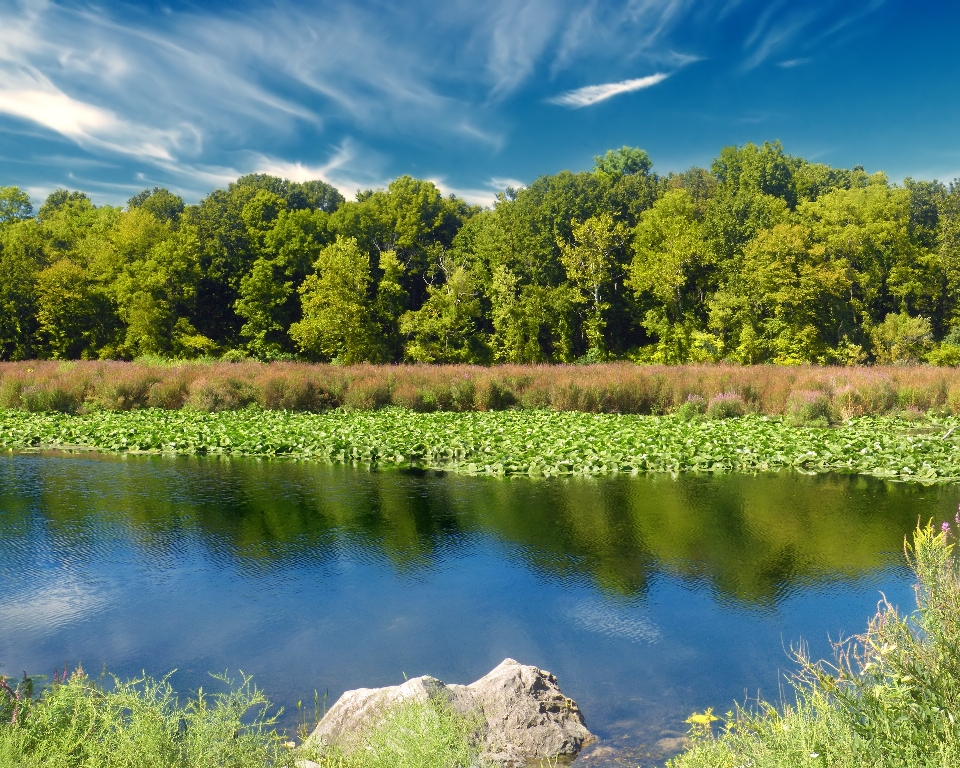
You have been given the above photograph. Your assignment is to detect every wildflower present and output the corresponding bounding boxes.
[943,522,951,534]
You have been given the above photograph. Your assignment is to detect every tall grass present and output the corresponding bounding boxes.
[671,521,960,768]
[3,360,960,416]
[0,668,484,768]
[0,669,294,768]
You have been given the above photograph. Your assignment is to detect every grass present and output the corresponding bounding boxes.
[670,521,960,768]
[0,669,485,768]
[0,669,296,768]
[2,407,960,481]
[307,698,485,768]
[3,360,960,417]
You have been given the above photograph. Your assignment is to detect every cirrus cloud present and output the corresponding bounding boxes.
[548,72,671,108]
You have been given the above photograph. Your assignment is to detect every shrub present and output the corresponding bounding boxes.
[0,669,294,768]
[186,375,259,412]
[342,377,391,410]
[671,522,960,768]
[259,372,338,411]
[309,697,483,768]
[784,389,835,426]
[473,379,515,411]
[832,384,864,420]
[19,382,86,414]
[949,386,960,415]
[872,312,933,364]
[705,392,744,419]
[391,382,436,412]
[674,394,706,421]
[146,376,191,409]
[86,366,161,410]
[449,376,477,411]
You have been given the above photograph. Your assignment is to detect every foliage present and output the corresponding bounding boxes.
[5,404,960,482]
[0,669,297,768]
[309,697,484,768]
[2,147,960,365]
[670,522,960,768]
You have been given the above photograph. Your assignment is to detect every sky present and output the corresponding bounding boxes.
[0,0,958,208]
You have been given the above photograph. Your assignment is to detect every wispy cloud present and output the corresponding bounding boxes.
[549,72,671,108]
[430,176,528,207]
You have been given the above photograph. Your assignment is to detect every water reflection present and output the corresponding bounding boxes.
[1,454,941,605]
[0,453,955,766]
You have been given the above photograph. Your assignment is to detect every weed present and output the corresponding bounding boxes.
[670,521,960,768]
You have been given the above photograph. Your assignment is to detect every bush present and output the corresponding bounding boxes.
[342,377,391,410]
[784,389,835,426]
[309,697,483,768]
[705,392,745,419]
[671,522,960,768]
[674,394,706,421]
[186,376,259,412]
[872,312,933,364]
[0,670,295,768]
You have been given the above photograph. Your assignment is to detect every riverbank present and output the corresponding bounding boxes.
[2,408,960,481]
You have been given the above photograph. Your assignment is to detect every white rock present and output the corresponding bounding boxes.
[307,659,594,767]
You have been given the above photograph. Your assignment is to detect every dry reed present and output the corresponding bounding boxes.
[1,360,959,416]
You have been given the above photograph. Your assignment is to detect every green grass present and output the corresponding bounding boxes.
[307,698,485,768]
[0,670,296,768]
[0,670,485,768]
[2,407,960,481]
[670,522,960,768]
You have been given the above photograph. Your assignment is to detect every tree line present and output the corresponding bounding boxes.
[2,141,960,365]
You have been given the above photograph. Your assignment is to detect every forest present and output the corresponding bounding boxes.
[1,140,959,367]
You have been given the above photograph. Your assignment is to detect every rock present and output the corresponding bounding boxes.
[307,658,594,767]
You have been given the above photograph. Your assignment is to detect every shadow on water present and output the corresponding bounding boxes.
[0,452,956,765]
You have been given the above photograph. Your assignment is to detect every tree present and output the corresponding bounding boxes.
[0,187,33,225]
[0,219,45,358]
[128,188,185,224]
[872,312,933,364]
[708,223,853,364]
[400,253,487,363]
[36,259,113,359]
[593,146,653,178]
[289,236,385,363]
[630,190,711,362]
[558,212,625,355]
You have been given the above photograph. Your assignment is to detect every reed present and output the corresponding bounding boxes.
[2,360,960,416]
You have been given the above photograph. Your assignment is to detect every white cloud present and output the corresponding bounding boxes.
[549,72,671,108]
[430,176,528,207]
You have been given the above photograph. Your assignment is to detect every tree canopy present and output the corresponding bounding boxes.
[1,143,959,365]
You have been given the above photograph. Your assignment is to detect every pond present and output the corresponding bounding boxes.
[1,453,956,765]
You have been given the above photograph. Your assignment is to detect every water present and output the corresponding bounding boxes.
[1,453,956,765]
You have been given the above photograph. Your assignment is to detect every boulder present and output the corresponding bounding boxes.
[307,658,594,767]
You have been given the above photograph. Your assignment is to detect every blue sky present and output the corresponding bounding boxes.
[0,0,957,207]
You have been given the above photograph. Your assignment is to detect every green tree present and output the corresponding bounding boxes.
[128,187,185,224]
[594,146,653,178]
[0,186,33,224]
[400,252,487,363]
[872,312,933,363]
[0,219,45,358]
[289,236,386,363]
[629,190,711,362]
[558,212,625,355]
[36,259,112,359]
[708,223,853,364]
